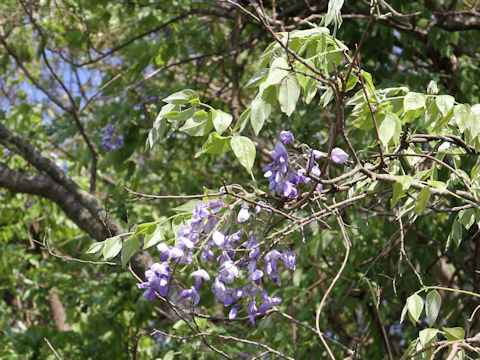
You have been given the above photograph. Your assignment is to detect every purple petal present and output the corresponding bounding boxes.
[282,251,296,270]
[331,148,349,164]
[237,204,250,223]
[279,130,294,144]
[191,269,210,281]
[229,305,238,320]
[212,231,225,246]
[248,269,264,282]
[169,247,184,259]
[143,288,157,301]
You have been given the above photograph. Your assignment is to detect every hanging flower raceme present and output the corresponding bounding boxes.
[136,197,295,325]
[263,137,310,198]
[263,131,350,198]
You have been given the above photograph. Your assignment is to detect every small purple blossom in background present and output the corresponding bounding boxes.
[279,130,294,144]
[100,124,124,152]
[3,147,11,156]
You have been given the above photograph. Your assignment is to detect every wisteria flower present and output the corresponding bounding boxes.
[247,299,258,325]
[191,269,210,290]
[137,263,171,300]
[229,305,238,320]
[181,287,200,305]
[282,251,296,270]
[238,203,250,223]
[212,231,225,246]
[258,290,282,314]
[331,148,349,164]
[279,130,294,144]
[157,242,184,261]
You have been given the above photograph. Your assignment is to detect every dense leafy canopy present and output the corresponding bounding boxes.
[1,1,480,359]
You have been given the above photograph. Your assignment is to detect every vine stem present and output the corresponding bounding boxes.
[315,211,351,359]
[414,286,480,299]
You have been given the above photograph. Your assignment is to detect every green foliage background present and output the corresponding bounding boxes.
[1,1,480,359]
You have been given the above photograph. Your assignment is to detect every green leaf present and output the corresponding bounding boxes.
[212,109,232,134]
[458,208,475,230]
[179,110,213,136]
[304,77,318,104]
[345,73,358,92]
[390,182,404,207]
[454,104,470,133]
[250,96,271,135]
[173,320,188,330]
[406,294,424,323]
[86,241,104,254]
[245,69,268,88]
[419,328,439,346]
[231,136,256,174]
[172,200,199,214]
[121,236,139,265]
[144,225,164,249]
[415,187,431,214]
[404,92,426,112]
[233,107,251,133]
[262,57,289,88]
[425,290,441,325]
[427,80,439,95]
[196,317,208,330]
[361,70,375,94]
[162,106,196,121]
[147,117,167,149]
[436,95,455,117]
[163,350,175,360]
[278,75,301,117]
[103,236,122,260]
[402,339,419,359]
[443,327,465,342]
[196,132,231,157]
[469,108,480,138]
[324,0,344,28]
[320,87,334,107]
[425,100,442,128]
[378,113,399,146]
[400,303,408,324]
[427,180,447,192]
[135,222,158,235]
[397,175,413,191]
[163,89,199,105]
[451,219,463,248]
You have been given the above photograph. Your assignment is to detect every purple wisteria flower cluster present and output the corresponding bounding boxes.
[263,131,349,198]
[100,124,124,152]
[137,199,294,324]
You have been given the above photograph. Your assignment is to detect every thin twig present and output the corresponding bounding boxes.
[44,338,62,360]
